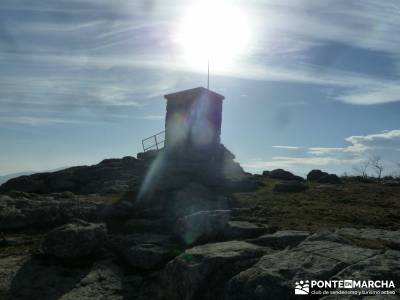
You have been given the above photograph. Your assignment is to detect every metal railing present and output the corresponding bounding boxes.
[141,130,165,152]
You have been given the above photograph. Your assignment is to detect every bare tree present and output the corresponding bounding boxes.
[370,155,384,179]
[353,159,370,178]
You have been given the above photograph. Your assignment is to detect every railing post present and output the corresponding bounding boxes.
[155,135,159,150]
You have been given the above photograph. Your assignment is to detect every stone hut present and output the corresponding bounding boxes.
[138,86,245,199]
[164,87,225,155]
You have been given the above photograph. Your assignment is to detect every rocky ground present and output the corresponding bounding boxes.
[0,154,399,299]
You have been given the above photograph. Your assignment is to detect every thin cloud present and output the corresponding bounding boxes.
[308,147,346,155]
[248,129,400,173]
[346,130,400,151]
[0,73,176,107]
[243,156,361,169]
[272,145,302,150]
[0,116,105,126]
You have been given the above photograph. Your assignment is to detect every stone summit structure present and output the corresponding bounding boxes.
[138,87,245,200]
[164,87,224,153]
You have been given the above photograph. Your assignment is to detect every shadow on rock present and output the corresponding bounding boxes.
[9,256,91,300]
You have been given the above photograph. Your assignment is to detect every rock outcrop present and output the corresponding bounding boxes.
[225,233,381,300]
[0,193,100,231]
[307,169,341,184]
[175,210,231,245]
[263,169,304,181]
[1,255,144,300]
[0,156,147,195]
[247,230,310,249]
[336,227,400,250]
[331,250,400,295]
[137,145,254,208]
[42,220,107,259]
[224,221,272,240]
[110,233,178,270]
[163,241,273,300]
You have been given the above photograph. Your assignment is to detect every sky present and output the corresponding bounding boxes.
[0,0,400,177]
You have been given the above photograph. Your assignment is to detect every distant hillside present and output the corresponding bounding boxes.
[0,171,35,185]
[0,167,70,185]
[0,156,149,195]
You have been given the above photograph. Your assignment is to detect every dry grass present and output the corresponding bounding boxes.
[0,233,45,257]
[77,193,123,204]
[234,178,400,232]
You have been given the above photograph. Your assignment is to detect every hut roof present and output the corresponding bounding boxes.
[164,87,225,102]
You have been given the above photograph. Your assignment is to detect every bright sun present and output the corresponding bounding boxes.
[176,1,251,72]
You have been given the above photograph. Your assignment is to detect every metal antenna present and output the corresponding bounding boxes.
[207,57,210,90]
[207,0,211,90]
